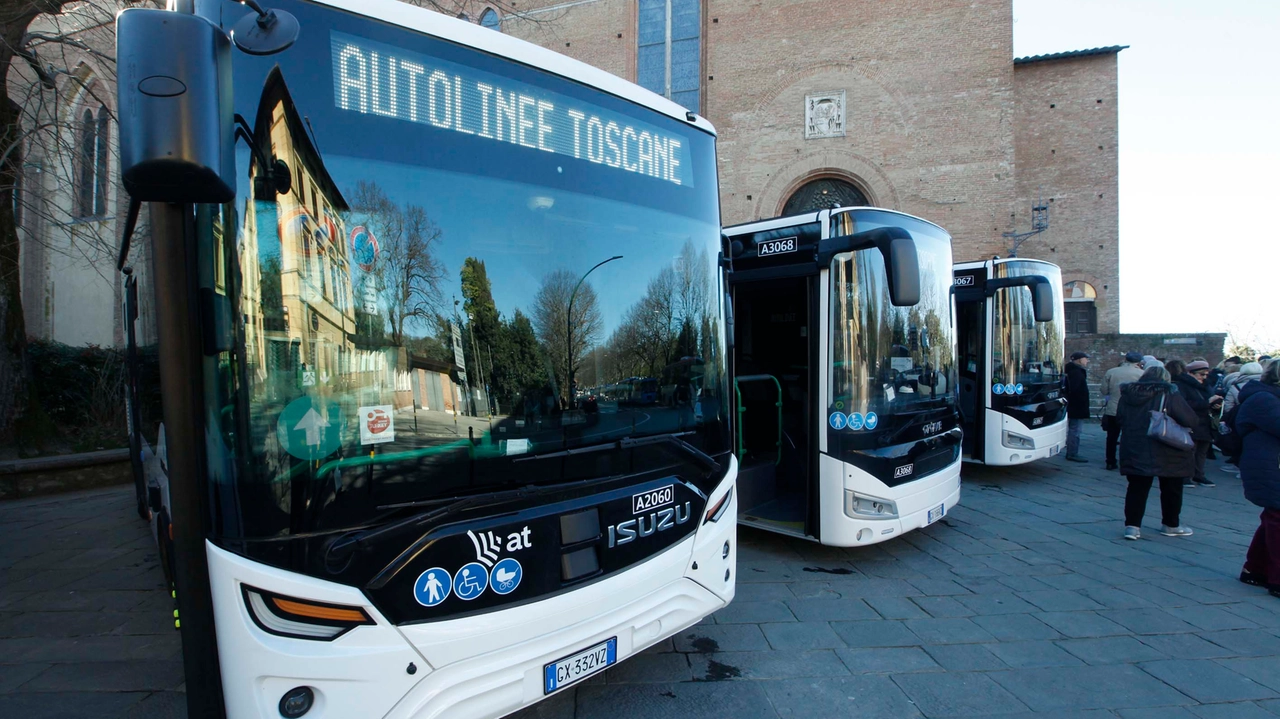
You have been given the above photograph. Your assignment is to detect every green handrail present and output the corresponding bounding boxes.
[734,374,783,465]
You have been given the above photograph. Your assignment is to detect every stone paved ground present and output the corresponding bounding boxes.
[3,425,1279,718]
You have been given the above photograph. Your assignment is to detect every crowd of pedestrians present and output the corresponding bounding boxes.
[1076,350,1280,599]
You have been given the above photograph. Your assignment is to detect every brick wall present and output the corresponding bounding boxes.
[1012,53,1122,333]
[1066,332,1227,415]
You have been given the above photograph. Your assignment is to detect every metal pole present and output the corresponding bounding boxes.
[151,203,225,719]
[566,256,622,409]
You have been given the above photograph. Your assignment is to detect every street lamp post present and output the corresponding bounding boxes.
[566,255,622,408]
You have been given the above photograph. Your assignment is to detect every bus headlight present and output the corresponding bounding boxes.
[844,491,898,520]
[1002,431,1035,449]
[243,586,373,641]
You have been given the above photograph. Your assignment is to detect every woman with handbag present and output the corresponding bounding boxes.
[1117,366,1199,539]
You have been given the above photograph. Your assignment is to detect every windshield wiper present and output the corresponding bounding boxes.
[515,431,721,475]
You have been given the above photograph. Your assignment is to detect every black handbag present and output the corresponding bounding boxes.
[1148,393,1195,451]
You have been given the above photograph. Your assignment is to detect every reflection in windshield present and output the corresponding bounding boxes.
[828,212,955,418]
[991,261,1064,389]
[209,9,727,539]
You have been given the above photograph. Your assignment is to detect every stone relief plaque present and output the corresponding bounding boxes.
[805,91,846,139]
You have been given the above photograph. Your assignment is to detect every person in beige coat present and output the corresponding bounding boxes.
[1101,352,1146,470]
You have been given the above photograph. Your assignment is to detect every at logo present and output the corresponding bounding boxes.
[608,503,692,547]
[894,464,914,479]
[467,526,532,568]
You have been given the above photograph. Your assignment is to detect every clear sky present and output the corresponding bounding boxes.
[1012,0,1280,352]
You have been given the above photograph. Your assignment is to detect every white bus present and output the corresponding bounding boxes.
[723,208,960,546]
[116,2,736,716]
[953,257,1067,465]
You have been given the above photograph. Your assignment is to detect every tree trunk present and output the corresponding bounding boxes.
[0,87,32,444]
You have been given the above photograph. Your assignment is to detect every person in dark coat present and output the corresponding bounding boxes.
[1064,351,1091,463]
[1117,365,1198,539]
[1236,360,1280,598]
[1169,359,1222,487]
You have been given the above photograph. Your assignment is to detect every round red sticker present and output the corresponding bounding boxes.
[366,411,390,434]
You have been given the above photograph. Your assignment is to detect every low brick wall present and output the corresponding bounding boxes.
[1066,332,1228,416]
[0,448,132,501]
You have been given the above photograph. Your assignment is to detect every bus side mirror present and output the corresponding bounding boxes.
[884,237,921,307]
[1031,280,1055,323]
[117,9,235,203]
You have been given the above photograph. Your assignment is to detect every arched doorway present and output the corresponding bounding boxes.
[781,177,869,215]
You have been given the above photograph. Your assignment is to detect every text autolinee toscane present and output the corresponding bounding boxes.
[331,34,691,187]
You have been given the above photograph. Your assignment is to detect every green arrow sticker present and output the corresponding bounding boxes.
[277,396,345,460]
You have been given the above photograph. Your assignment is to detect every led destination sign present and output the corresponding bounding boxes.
[331,33,692,187]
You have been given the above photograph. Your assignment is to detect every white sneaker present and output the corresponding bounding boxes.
[1160,525,1193,537]
[1124,526,1141,540]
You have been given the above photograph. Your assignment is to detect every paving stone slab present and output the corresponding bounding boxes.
[988,664,1195,712]
[902,617,997,645]
[1188,702,1280,719]
[687,649,850,681]
[1031,611,1130,638]
[1199,629,1280,658]
[760,621,846,650]
[1139,659,1278,703]
[836,647,941,674]
[576,681,780,719]
[0,691,148,719]
[986,640,1087,668]
[603,652,694,684]
[970,613,1063,642]
[1219,657,1280,693]
[922,642,1008,671]
[785,598,879,623]
[764,675,924,718]
[891,670,1030,717]
[713,600,798,624]
[830,620,921,648]
[1056,636,1168,665]
[674,624,771,653]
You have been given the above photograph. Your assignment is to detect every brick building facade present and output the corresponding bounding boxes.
[492,0,1124,333]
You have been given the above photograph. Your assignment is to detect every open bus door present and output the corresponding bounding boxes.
[727,222,823,539]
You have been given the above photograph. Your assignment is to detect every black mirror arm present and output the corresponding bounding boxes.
[983,274,1049,297]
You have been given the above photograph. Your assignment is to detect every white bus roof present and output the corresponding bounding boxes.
[308,0,717,136]
[954,257,1061,271]
[723,206,946,236]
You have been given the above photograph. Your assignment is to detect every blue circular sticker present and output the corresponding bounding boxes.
[413,567,452,607]
[848,412,865,431]
[1015,383,1025,395]
[491,557,523,595]
[829,412,848,430]
[993,383,1005,395]
[1006,384,1017,396]
[453,562,488,601]
[865,412,879,430]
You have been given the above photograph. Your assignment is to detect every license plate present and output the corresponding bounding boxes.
[544,637,616,694]
[927,504,945,525]
[757,236,797,257]
[1049,444,1060,456]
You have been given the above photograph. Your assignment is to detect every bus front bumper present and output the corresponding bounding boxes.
[817,453,962,547]
[983,409,1068,466]
[206,465,736,719]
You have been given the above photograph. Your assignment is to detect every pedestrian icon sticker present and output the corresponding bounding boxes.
[865,412,879,430]
[491,557,522,595]
[993,384,1005,395]
[829,412,847,430]
[848,412,865,430]
[414,567,452,607]
[454,562,488,601]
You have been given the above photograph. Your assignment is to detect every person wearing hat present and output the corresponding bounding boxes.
[1142,355,1162,369]
[1217,361,1266,478]
[1169,359,1222,487]
[1100,352,1146,470]
[1064,351,1092,463]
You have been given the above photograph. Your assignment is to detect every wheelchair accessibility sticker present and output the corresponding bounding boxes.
[454,562,489,601]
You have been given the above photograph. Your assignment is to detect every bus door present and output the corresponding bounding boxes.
[729,224,822,539]
[954,266,988,461]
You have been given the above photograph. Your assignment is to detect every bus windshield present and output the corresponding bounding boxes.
[828,211,956,424]
[202,0,727,540]
[991,260,1065,391]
